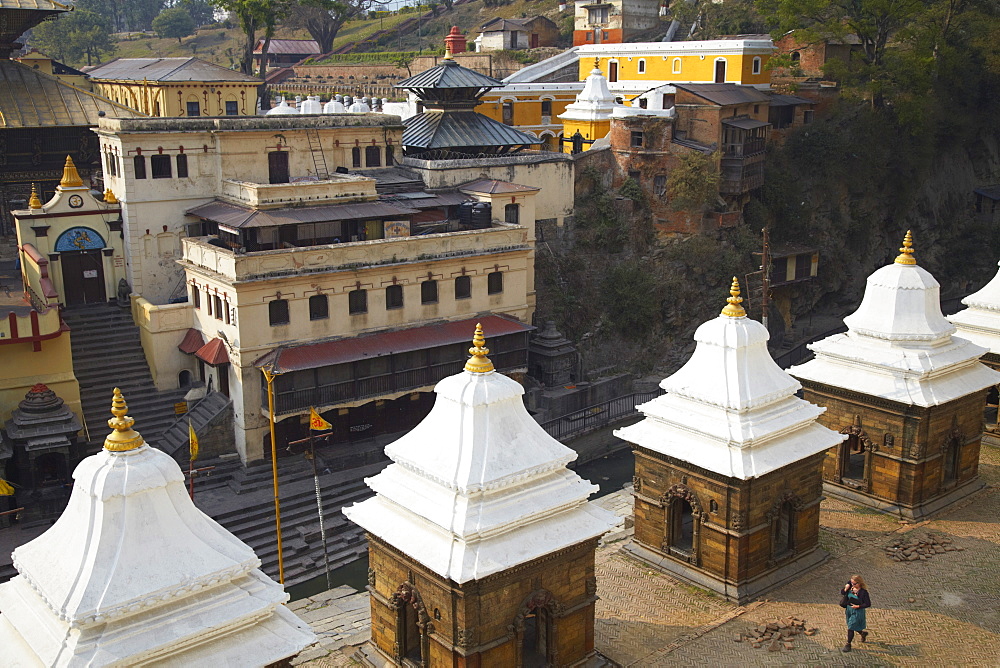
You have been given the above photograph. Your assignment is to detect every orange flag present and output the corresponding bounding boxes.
[309,407,332,431]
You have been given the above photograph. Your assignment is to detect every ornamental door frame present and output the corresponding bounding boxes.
[838,417,875,492]
[509,589,563,667]
[660,483,703,566]
[391,582,431,667]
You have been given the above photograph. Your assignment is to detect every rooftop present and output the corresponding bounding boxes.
[675,83,772,106]
[86,57,261,83]
[254,39,320,55]
[96,113,404,133]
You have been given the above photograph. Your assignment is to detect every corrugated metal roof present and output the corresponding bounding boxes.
[254,314,534,372]
[255,39,321,55]
[178,328,205,354]
[0,0,69,9]
[460,179,540,194]
[768,93,813,106]
[722,117,770,130]
[396,58,504,91]
[481,18,532,31]
[86,57,260,83]
[402,111,540,150]
[196,338,230,366]
[0,60,144,128]
[186,199,419,228]
[675,83,771,106]
[382,191,471,208]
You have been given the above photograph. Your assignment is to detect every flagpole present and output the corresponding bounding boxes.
[188,457,194,500]
[310,429,333,591]
[262,365,285,585]
[188,419,197,500]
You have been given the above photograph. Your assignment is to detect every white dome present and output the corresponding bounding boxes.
[299,95,322,114]
[323,99,346,113]
[265,97,299,116]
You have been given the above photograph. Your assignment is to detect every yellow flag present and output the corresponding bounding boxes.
[189,420,199,462]
[309,407,332,431]
[0,479,14,496]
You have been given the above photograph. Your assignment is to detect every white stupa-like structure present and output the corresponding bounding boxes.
[557,60,622,128]
[790,232,1000,407]
[948,260,1000,356]
[0,389,314,667]
[344,325,618,584]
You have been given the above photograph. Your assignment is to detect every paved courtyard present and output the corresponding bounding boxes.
[296,442,1000,666]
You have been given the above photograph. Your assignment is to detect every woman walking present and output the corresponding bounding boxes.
[841,574,871,652]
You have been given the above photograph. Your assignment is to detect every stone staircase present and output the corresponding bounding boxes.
[62,303,187,450]
[157,391,232,462]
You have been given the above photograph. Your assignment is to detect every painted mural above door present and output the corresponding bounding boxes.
[54,227,106,252]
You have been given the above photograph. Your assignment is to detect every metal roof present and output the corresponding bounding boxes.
[675,83,771,106]
[767,93,813,106]
[402,111,540,150]
[975,186,1000,200]
[722,117,770,130]
[254,314,534,373]
[0,0,69,8]
[178,328,205,354]
[186,199,419,229]
[195,338,230,366]
[254,39,321,55]
[459,179,540,194]
[86,57,260,83]
[0,60,144,128]
[396,58,504,91]
[480,17,555,32]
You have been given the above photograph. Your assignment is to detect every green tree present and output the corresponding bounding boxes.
[212,0,290,76]
[179,0,217,25]
[667,152,720,212]
[153,7,196,42]
[30,9,117,67]
[287,0,374,55]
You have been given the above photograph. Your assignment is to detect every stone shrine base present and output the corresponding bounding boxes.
[622,541,829,606]
[822,476,984,520]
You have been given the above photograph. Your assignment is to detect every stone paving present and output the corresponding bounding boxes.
[293,443,1000,666]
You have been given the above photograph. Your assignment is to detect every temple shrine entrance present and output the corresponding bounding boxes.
[60,250,106,305]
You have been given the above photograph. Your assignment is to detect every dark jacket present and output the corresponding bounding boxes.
[841,585,871,608]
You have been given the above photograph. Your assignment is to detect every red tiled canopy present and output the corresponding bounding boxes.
[195,338,230,366]
[178,328,205,354]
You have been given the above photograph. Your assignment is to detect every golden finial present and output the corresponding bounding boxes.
[594,56,600,71]
[464,323,495,373]
[444,42,453,60]
[59,155,84,189]
[28,184,42,210]
[104,388,146,452]
[894,230,916,265]
[720,276,746,317]
[103,188,118,204]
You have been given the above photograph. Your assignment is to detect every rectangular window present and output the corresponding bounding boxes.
[269,299,289,326]
[150,154,172,179]
[639,97,648,109]
[192,286,201,309]
[385,284,403,309]
[421,280,438,304]
[502,102,514,126]
[349,289,367,314]
[803,110,814,124]
[186,101,200,117]
[631,131,644,148]
[654,174,667,197]
[309,294,329,320]
[454,275,471,300]
[176,154,188,178]
[365,145,381,167]
[224,299,231,324]
[205,290,212,316]
[134,155,147,179]
[628,170,641,182]
[487,271,503,295]
[225,100,239,116]
[213,295,223,321]
[352,147,362,168]
[386,146,394,165]
[541,100,552,117]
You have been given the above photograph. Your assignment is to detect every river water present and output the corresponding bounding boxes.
[286,446,635,601]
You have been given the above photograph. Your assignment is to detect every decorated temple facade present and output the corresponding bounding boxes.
[344,325,618,665]
[615,280,844,603]
[790,233,1000,518]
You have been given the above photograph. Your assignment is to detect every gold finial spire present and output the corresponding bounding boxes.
[894,230,916,265]
[104,388,146,452]
[28,184,42,210]
[444,42,453,60]
[594,56,600,71]
[720,276,746,317]
[103,188,118,204]
[464,323,495,373]
[60,155,84,188]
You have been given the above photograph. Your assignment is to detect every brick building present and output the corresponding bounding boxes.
[790,234,1000,518]
[615,280,844,603]
[344,325,617,665]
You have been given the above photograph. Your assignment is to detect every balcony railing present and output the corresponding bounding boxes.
[538,391,662,442]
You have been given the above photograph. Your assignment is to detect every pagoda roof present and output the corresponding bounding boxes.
[396,57,504,92]
[403,110,540,151]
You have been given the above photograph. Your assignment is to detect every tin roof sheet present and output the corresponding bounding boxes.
[86,57,260,83]
[255,39,321,55]
[185,199,419,228]
[195,338,230,366]
[675,83,771,106]
[722,117,770,130]
[402,111,540,150]
[254,314,533,372]
[0,0,69,9]
[0,60,144,128]
[396,58,504,91]
[178,328,205,354]
[767,93,813,106]
[459,179,540,194]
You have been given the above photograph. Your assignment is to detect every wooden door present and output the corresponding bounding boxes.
[268,151,290,184]
[60,251,106,306]
[608,60,618,82]
[530,33,539,48]
[714,59,727,83]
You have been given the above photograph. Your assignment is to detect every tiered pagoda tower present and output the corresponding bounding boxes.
[396,48,541,159]
[790,233,1000,518]
[344,325,618,665]
[615,279,844,603]
[0,389,314,666]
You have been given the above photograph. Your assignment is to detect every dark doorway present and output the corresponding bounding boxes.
[530,33,539,48]
[714,59,727,83]
[34,452,67,487]
[523,608,549,666]
[218,366,230,398]
[775,501,794,556]
[943,438,961,485]
[179,370,193,388]
[670,499,694,552]
[608,60,618,82]
[402,602,421,661]
[61,251,106,305]
[842,434,865,481]
[268,151,290,184]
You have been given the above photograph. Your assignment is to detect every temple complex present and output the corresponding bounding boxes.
[0,388,314,665]
[344,324,618,665]
[615,279,843,602]
[790,233,1000,518]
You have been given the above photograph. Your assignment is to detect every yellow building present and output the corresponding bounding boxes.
[478,84,579,151]
[86,57,261,117]
[14,49,91,89]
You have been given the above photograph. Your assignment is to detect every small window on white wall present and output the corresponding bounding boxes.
[672,58,681,74]
[753,56,762,75]
[637,58,646,74]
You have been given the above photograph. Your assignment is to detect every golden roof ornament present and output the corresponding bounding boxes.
[894,229,916,265]
[28,184,42,210]
[464,323,495,373]
[104,188,118,204]
[443,43,454,60]
[594,56,600,71]
[60,155,84,189]
[104,388,146,452]
[720,276,746,318]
